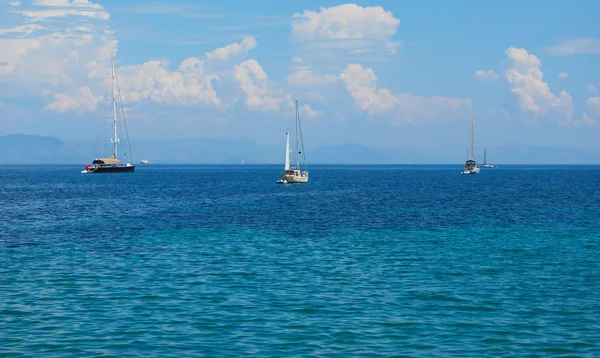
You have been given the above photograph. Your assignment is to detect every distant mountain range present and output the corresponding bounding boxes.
[0,134,598,164]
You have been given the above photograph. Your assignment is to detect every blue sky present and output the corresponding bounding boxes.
[1,0,599,158]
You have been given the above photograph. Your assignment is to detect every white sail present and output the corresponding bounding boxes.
[284,129,290,171]
[483,147,487,165]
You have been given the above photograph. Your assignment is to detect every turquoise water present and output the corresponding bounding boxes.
[1,165,599,356]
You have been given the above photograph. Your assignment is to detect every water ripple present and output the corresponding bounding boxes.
[1,165,599,356]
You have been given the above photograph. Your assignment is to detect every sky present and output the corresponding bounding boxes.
[1,0,600,159]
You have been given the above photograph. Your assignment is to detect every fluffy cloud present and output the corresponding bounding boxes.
[473,70,498,81]
[291,4,400,56]
[505,46,579,125]
[339,64,398,115]
[292,4,399,40]
[34,0,102,7]
[588,84,598,94]
[0,0,115,86]
[586,97,600,117]
[287,58,337,87]
[339,64,471,123]
[206,37,257,61]
[19,0,108,20]
[234,59,282,111]
[558,72,569,79]
[283,94,323,119]
[547,38,600,56]
[44,86,101,114]
[301,104,322,119]
[113,58,221,106]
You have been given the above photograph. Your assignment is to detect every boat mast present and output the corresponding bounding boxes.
[295,100,300,170]
[470,109,475,161]
[297,100,307,172]
[111,49,119,158]
[284,129,290,171]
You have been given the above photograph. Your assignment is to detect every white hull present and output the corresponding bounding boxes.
[277,175,309,184]
[481,164,494,168]
[462,167,480,175]
[277,172,308,184]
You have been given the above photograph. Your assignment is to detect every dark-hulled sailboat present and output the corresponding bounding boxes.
[82,50,134,174]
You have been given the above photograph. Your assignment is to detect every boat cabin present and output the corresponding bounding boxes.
[92,157,122,166]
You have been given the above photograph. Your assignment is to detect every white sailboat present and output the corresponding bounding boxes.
[82,49,134,174]
[277,100,308,184]
[481,148,494,168]
[462,109,480,175]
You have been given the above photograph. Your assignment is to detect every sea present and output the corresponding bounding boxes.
[1,164,599,357]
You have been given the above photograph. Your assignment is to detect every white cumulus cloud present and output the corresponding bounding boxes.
[547,38,600,56]
[291,4,400,57]
[286,65,337,87]
[44,86,101,114]
[586,97,600,117]
[0,0,116,87]
[21,0,108,21]
[339,64,398,115]
[339,64,471,124]
[234,59,281,112]
[473,70,498,81]
[505,46,577,125]
[113,58,221,106]
[558,72,569,79]
[205,37,257,61]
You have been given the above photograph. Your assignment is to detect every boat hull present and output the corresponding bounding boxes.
[277,175,308,184]
[461,167,480,175]
[87,165,135,173]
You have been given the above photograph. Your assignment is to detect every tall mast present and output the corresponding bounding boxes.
[470,109,475,161]
[284,129,290,171]
[297,100,307,171]
[295,100,299,170]
[111,49,119,158]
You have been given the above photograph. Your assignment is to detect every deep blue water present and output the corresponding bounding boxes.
[1,164,599,357]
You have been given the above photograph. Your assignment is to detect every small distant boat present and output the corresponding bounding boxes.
[277,100,308,184]
[462,109,480,175]
[481,148,494,168]
[140,159,149,165]
[82,50,134,174]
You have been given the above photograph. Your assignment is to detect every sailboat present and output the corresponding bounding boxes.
[481,148,495,168]
[461,109,480,175]
[277,100,308,184]
[82,50,135,174]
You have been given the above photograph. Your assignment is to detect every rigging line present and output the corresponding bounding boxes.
[295,100,299,169]
[96,68,111,159]
[297,101,307,171]
[115,68,134,164]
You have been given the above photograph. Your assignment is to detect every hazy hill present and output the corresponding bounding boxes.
[0,134,598,164]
